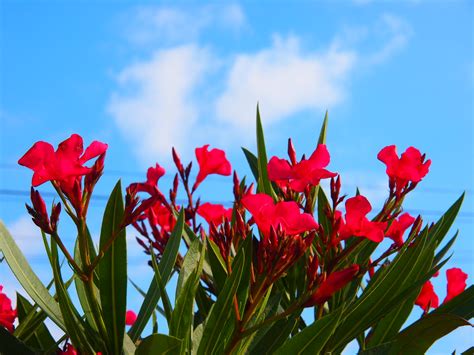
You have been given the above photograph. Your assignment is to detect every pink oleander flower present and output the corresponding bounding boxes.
[0,286,17,333]
[241,193,318,237]
[146,164,166,187]
[386,213,416,246]
[125,310,137,326]
[193,145,232,191]
[377,145,431,195]
[444,268,468,303]
[197,202,233,226]
[305,265,360,307]
[267,143,336,192]
[18,134,107,187]
[415,281,439,312]
[338,195,387,243]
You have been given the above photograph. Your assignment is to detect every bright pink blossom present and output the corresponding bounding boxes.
[125,310,137,326]
[0,286,16,333]
[338,196,387,243]
[146,164,166,187]
[444,268,468,303]
[415,281,439,312]
[193,145,232,190]
[241,193,318,237]
[58,344,77,355]
[18,134,107,187]
[377,145,431,195]
[386,213,416,246]
[197,203,233,226]
[305,265,360,306]
[268,144,336,192]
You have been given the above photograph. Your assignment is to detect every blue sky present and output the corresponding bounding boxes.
[0,0,473,352]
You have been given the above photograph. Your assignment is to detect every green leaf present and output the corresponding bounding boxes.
[74,239,98,332]
[0,221,65,330]
[327,226,436,351]
[234,234,252,313]
[50,239,95,353]
[206,238,228,293]
[250,315,298,355]
[317,111,329,145]
[136,334,183,355]
[390,314,471,354]
[15,293,56,352]
[170,240,206,353]
[255,104,276,199]
[150,246,173,325]
[197,249,245,355]
[99,180,127,355]
[0,326,36,355]
[242,147,259,182]
[275,306,343,355]
[129,278,166,318]
[129,209,184,341]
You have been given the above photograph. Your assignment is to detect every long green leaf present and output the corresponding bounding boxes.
[389,314,471,354]
[99,180,127,355]
[0,326,35,355]
[50,239,95,353]
[275,307,343,355]
[150,247,173,324]
[129,209,184,341]
[197,250,245,355]
[206,238,228,293]
[170,240,205,353]
[136,334,182,355]
[242,147,259,182]
[16,293,56,352]
[0,221,65,330]
[255,104,276,199]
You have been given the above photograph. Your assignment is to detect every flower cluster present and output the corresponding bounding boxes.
[0,285,16,333]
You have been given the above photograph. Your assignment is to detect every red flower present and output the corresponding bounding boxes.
[193,145,232,190]
[242,193,318,237]
[125,310,137,326]
[305,265,360,307]
[415,281,439,312]
[18,134,107,187]
[377,145,431,195]
[444,268,468,303]
[146,164,166,187]
[268,144,336,192]
[0,286,16,333]
[386,213,416,246]
[57,344,77,355]
[338,196,387,243]
[197,203,233,226]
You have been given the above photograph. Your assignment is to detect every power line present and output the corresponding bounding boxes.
[0,188,472,220]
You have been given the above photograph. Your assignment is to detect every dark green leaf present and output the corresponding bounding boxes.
[0,326,35,355]
[129,209,184,341]
[136,334,182,355]
[255,104,276,199]
[170,240,205,353]
[99,180,127,355]
[0,221,65,330]
[242,147,259,182]
[197,249,245,355]
[317,111,328,145]
[206,239,228,293]
[390,314,471,354]
[275,306,343,355]
[15,293,56,352]
[150,247,173,325]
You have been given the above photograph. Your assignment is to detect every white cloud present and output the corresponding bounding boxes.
[215,35,356,129]
[109,9,412,163]
[127,4,245,45]
[367,14,413,65]
[108,44,213,165]
[7,215,44,257]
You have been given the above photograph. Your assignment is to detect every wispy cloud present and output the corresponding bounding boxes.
[215,35,356,129]
[108,6,412,164]
[108,44,214,165]
[126,3,245,46]
[7,215,44,257]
